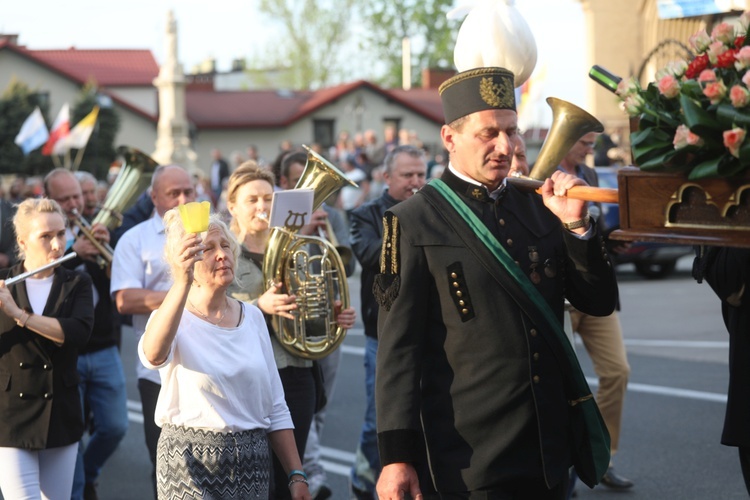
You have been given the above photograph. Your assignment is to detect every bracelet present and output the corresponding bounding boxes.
[15,311,30,328]
[562,214,591,231]
[287,469,307,481]
[288,478,309,489]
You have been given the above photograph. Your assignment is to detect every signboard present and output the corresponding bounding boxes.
[658,0,746,19]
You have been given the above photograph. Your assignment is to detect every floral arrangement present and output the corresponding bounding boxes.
[617,11,750,179]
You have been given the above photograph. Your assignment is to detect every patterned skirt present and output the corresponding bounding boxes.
[156,424,271,500]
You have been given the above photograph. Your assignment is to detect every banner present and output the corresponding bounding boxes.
[42,103,70,155]
[14,107,49,155]
[52,106,99,155]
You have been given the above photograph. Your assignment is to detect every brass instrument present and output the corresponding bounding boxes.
[263,145,357,359]
[71,208,114,266]
[528,97,605,180]
[5,253,78,286]
[93,146,158,231]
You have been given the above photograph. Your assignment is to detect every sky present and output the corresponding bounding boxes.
[1,0,586,128]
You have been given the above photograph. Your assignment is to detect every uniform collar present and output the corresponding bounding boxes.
[444,164,505,203]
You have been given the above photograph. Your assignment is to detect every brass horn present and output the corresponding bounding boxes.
[92,146,158,230]
[528,97,604,180]
[262,145,357,359]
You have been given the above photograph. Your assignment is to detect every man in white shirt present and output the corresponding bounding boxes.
[109,164,195,495]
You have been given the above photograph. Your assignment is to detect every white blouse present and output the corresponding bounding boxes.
[138,301,293,433]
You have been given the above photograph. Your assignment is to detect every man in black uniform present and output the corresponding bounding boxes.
[374,67,619,499]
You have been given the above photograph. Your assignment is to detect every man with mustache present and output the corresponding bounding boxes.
[374,67,618,500]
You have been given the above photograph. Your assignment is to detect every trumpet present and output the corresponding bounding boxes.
[70,208,114,266]
[5,253,78,286]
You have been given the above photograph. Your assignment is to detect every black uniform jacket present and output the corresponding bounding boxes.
[375,170,618,493]
[0,262,94,449]
[700,247,750,447]
[350,190,399,339]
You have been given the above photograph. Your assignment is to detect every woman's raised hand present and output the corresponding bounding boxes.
[174,233,205,284]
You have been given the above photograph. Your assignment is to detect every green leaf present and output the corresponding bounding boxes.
[716,103,750,128]
[687,156,723,179]
[681,94,722,137]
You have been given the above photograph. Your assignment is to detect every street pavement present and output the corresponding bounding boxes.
[45,257,749,499]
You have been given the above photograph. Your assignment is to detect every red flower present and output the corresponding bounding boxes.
[717,48,739,68]
[736,35,746,48]
[686,53,710,79]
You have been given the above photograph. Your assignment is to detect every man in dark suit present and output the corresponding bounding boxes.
[374,67,618,499]
[348,145,427,499]
[558,133,633,491]
[209,148,230,203]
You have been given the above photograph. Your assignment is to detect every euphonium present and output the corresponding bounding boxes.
[263,145,357,359]
[93,146,159,230]
[528,97,604,180]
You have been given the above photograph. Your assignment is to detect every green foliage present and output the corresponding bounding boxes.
[0,78,54,176]
[257,0,359,89]
[358,0,458,87]
[71,82,121,180]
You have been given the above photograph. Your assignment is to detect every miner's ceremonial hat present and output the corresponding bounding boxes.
[438,67,516,124]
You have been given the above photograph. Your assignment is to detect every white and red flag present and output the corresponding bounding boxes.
[42,103,70,155]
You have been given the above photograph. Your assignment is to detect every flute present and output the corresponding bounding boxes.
[5,253,78,286]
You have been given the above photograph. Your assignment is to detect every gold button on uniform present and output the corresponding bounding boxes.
[533,353,539,361]
[462,308,469,315]
[530,328,537,337]
[506,238,513,247]
[452,282,460,288]
[533,375,540,383]
[459,300,465,306]
[450,272,457,279]
[499,219,506,226]
[456,291,463,297]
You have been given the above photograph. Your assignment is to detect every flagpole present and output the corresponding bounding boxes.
[64,150,71,170]
[51,154,62,169]
[72,146,87,171]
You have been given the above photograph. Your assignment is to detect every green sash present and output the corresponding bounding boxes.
[430,178,611,487]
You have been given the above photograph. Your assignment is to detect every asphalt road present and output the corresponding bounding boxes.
[35,256,748,499]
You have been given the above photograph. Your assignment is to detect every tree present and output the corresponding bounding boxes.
[256,0,360,89]
[359,0,459,88]
[69,81,121,180]
[0,78,53,176]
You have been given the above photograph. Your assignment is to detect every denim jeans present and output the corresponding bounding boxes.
[71,346,128,499]
[350,336,380,495]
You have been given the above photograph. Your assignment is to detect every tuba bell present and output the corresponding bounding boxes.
[528,97,604,180]
[263,145,357,359]
[93,146,158,230]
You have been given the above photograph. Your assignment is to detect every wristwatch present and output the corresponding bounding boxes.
[562,214,591,231]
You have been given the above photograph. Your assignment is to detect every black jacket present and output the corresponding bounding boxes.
[375,170,617,492]
[0,263,94,449]
[350,190,400,339]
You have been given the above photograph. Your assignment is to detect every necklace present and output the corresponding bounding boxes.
[187,297,229,325]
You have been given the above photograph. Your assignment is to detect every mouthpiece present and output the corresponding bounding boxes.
[411,188,419,194]
[257,212,269,221]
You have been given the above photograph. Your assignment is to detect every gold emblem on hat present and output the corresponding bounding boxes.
[479,76,514,108]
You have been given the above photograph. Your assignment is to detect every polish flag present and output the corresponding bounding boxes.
[42,103,70,155]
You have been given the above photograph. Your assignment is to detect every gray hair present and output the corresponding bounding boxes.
[161,208,241,280]
[74,171,97,185]
[383,145,425,175]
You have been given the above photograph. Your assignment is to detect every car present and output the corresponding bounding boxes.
[595,166,694,279]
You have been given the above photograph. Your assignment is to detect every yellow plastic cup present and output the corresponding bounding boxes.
[178,201,211,234]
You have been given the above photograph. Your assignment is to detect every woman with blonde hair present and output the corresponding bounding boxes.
[225,161,355,499]
[139,208,310,500]
[0,198,94,499]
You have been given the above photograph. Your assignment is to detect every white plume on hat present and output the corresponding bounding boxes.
[448,0,537,87]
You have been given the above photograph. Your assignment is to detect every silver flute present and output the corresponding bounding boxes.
[5,252,78,286]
